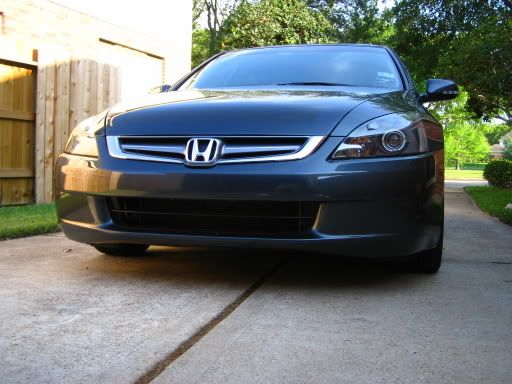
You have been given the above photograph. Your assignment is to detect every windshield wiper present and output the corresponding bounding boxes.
[276,82,351,86]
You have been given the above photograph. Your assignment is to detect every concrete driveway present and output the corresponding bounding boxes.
[1,186,511,384]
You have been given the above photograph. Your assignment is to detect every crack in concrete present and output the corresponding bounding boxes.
[134,256,290,384]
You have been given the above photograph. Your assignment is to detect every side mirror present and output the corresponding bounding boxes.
[148,84,173,94]
[418,79,458,103]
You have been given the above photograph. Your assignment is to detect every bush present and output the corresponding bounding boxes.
[484,160,512,188]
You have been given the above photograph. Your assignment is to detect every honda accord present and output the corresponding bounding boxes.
[56,44,458,273]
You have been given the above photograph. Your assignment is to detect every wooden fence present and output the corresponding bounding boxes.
[0,61,35,205]
[34,52,121,203]
[0,45,155,205]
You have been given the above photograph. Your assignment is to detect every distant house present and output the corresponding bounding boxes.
[0,0,192,205]
[490,130,512,159]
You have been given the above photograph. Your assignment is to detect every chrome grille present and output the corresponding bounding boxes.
[107,135,324,165]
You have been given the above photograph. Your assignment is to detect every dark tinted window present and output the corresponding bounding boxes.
[180,46,402,90]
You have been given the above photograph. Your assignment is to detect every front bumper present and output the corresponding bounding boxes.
[55,137,444,257]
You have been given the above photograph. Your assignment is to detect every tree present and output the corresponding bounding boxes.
[306,0,394,44]
[429,88,504,153]
[203,0,237,55]
[192,29,211,67]
[193,0,205,25]
[391,0,505,82]
[440,14,512,127]
[192,0,238,66]
[480,124,511,146]
[445,123,490,169]
[221,0,335,49]
[391,0,511,126]
[430,90,489,168]
[428,88,473,127]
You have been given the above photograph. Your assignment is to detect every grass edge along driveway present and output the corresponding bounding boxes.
[0,203,59,240]
[465,186,512,225]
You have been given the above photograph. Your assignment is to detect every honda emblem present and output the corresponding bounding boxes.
[184,138,221,166]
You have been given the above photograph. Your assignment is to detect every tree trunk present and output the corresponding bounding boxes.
[205,0,220,56]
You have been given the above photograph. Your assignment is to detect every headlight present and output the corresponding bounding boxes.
[331,112,443,159]
[64,115,104,157]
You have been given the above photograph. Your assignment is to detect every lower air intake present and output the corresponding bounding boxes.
[107,197,320,238]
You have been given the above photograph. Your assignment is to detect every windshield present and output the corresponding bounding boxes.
[179,46,403,90]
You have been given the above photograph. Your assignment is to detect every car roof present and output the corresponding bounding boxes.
[227,43,390,53]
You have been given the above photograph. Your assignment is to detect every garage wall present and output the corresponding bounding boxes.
[99,41,165,101]
[0,0,192,84]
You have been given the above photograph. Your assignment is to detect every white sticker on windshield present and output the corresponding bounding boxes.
[376,72,395,84]
[378,72,395,78]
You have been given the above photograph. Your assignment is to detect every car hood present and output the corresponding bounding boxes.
[105,89,414,137]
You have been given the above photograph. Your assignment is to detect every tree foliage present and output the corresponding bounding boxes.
[203,0,237,54]
[390,0,505,81]
[192,0,239,66]
[221,0,335,49]
[445,123,490,169]
[481,124,512,146]
[192,29,211,67]
[306,0,393,44]
[440,14,512,126]
[428,88,473,127]
[433,90,491,167]
[190,0,511,131]
[390,0,511,125]
[429,89,509,147]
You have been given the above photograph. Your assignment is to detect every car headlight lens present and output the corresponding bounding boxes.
[382,130,406,152]
[64,115,104,157]
[331,112,442,159]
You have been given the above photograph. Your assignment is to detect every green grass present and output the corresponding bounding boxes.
[465,186,512,225]
[0,203,59,240]
[445,162,486,171]
[445,169,484,180]
[445,163,486,180]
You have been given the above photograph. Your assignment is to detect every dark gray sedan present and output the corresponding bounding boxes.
[56,44,458,273]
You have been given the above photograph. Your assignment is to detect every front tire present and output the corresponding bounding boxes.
[91,243,149,256]
[413,233,443,274]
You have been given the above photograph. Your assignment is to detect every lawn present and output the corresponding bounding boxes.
[465,186,512,225]
[445,163,485,180]
[445,169,484,180]
[0,203,59,240]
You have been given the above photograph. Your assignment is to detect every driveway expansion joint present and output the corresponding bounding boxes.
[134,256,290,384]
